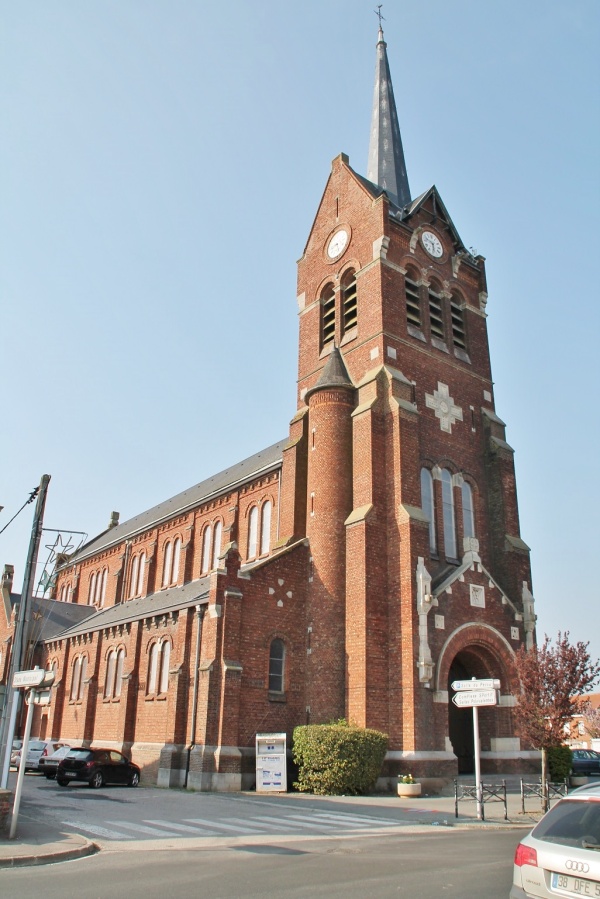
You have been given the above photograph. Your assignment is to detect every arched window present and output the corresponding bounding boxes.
[441,469,457,559]
[159,641,171,694]
[137,552,146,596]
[260,501,272,556]
[320,283,335,349]
[248,506,258,559]
[451,293,466,350]
[212,521,222,570]
[341,269,357,334]
[130,555,139,598]
[462,481,475,539]
[162,541,172,587]
[98,568,108,607]
[147,642,159,695]
[268,638,285,693]
[88,572,97,605]
[420,468,436,553]
[105,650,116,699]
[70,656,81,700]
[113,648,125,698]
[201,525,212,574]
[405,271,421,330]
[71,655,87,701]
[171,537,181,585]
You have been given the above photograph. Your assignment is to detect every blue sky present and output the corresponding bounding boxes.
[1,1,599,667]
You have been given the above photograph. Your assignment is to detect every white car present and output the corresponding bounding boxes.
[511,783,600,898]
[11,740,62,772]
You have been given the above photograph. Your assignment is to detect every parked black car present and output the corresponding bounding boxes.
[56,748,140,788]
[571,749,600,776]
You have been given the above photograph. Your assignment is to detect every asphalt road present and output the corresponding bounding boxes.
[0,829,520,898]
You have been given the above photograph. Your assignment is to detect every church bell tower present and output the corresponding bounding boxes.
[287,22,536,777]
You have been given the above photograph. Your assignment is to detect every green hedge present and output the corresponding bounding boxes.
[292,722,388,795]
[547,745,572,782]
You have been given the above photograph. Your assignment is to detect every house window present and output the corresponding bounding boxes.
[405,275,421,329]
[201,525,212,574]
[70,655,87,701]
[212,521,222,569]
[260,501,272,556]
[161,538,181,587]
[451,296,466,349]
[341,269,357,334]
[428,287,445,341]
[130,553,146,598]
[248,506,258,559]
[461,481,475,539]
[268,638,285,693]
[321,284,336,348]
[441,469,457,559]
[420,468,436,553]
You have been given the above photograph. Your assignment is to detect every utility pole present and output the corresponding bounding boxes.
[0,474,51,788]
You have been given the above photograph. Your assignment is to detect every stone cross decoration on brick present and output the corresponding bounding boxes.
[425,382,463,433]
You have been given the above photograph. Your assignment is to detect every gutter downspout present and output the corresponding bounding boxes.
[184,605,205,788]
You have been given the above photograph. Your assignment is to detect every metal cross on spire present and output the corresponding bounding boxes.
[374,5,385,27]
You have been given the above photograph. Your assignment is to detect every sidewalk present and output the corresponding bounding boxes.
[0,788,541,868]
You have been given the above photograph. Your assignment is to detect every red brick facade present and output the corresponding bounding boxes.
[1,40,539,791]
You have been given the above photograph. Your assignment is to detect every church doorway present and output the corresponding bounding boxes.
[447,647,501,775]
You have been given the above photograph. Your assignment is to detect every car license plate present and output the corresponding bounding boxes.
[64,771,76,778]
[551,872,600,897]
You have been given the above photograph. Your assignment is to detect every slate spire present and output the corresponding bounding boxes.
[366,26,411,208]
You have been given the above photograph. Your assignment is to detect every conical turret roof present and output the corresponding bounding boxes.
[305,346,354,401]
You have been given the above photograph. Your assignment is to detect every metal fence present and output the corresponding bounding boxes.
[520,779,568,814]
[454,779,507,820]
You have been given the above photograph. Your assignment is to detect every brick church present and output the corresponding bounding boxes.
[1,27,538,789]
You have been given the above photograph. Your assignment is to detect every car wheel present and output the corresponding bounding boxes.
[57,778,69,787]
[128,772,139,787]
[90,771,104,789]
[44,772,54,780]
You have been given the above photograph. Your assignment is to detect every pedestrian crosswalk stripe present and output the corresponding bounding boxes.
[61,820,133,841]
[287,813,360,829]
[227,815,298,832]
[315,812,401,827]
[144,819,219,835]
[184,817,249,833]
[106,820,181,837]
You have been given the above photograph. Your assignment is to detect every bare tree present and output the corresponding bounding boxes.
[514,632,600,809]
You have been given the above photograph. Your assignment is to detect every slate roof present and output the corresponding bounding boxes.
[51,577,211,640]
[25,595,97,642]
[306,346,354,398]
[64,440,286,566]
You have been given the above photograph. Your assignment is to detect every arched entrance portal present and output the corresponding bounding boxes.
[447,646,503,775]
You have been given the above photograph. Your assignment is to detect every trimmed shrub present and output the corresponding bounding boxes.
[292,722,388,795]
[547,745,572,782]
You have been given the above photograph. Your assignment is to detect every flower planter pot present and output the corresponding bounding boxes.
[570,776,588,788]
[397,781,421,797]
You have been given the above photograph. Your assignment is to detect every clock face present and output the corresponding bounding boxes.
[327,229,349,259]
[421,231,443,258]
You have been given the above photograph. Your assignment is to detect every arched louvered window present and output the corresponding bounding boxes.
[451,294,466,350]
[462,481,475,539]
[405,272,421,330]
[420,468,436,553]
[441,469,457,559]
[248,506,258,559]
[320,284,336,349]
[201,525,212,574]
[212,521,222,569]
[341,269,357,334]
[260,501,272,556]
[428,284,445,341]
[268,638,285,693]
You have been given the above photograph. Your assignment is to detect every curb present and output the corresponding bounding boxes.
[0,839,99,869]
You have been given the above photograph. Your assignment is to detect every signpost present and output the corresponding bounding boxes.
[8,668,55,840]
[451,677,499,820]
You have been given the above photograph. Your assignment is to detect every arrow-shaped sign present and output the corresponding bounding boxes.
[452,689,497,708]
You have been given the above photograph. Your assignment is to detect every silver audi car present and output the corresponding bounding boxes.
[510,782,600,898]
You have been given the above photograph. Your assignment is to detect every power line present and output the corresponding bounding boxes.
[0,486,40,537]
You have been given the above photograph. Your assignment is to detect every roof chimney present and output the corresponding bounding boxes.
[108,511,120,529]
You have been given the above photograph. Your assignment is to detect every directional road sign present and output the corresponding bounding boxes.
[452,689,497,708]
[13,669,55,689]
[451,678,500,692]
